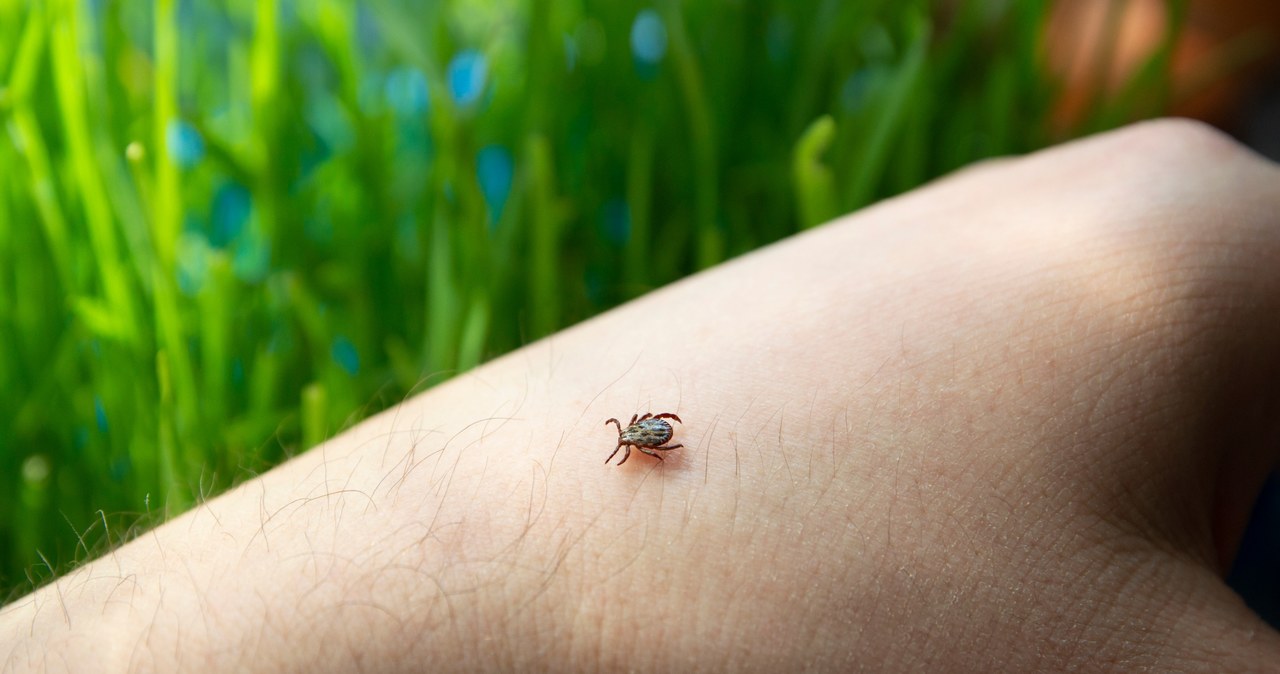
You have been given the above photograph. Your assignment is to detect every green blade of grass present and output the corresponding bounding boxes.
[5,3,46,104]
[50,0,137,339]
[8,107,73,291]
[456,293,490,372]
[152,0,179,269]
[846,11,929,211]
[662,0,722,269]
[793,114,838,229]
[624,119,654,287]
[301,382,328,451]
[156,350,188,513]
[526,134,562,339]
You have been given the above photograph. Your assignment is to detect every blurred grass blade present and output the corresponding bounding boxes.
[301,382,327,452]
[50,1,137,338]
[846,12,930,211]
[152,0,180,269]
[793,115,838,229]
[457,294,490,372]
[662,0,722,268]
[526,134,562,339]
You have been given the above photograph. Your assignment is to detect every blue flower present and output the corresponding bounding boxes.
[476,145,514,227]
[331,336,360,375]
[840,67,882,113]
[94,396,109,433]
[447,50,489,106]
[110,455,130,481]
[631,10,667,66]
[601,199,631,245]
[211,182,251,248]
[165,119,205,168]
[384,66,430,116]
[563,33,578,72]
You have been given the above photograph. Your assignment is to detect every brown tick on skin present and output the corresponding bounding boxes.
[604,413,683,465]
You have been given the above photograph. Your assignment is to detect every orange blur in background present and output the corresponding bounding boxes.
[1048,0,1280,132]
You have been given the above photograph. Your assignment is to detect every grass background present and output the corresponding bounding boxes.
[0,0,1184,600]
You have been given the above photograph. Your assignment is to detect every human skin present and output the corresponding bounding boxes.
[3,119,1279,672]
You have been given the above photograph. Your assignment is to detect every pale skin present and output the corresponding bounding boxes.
[3,119,1280,672]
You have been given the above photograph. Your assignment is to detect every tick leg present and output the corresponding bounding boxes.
[638,446,665,461]
[605,418,621,433]
[617,444,632,466]
[651,413,681,424]
[629,414,639,426]
[605,442,623,464]
[637,412,652,422]
[651,443,683,451]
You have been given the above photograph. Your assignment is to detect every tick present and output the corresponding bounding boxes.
[604,413,683,465]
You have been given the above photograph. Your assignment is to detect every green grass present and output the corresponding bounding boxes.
[0,0,1178,600]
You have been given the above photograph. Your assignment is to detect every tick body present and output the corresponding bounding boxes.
[604,413,683,465]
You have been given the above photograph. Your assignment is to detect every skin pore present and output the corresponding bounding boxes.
[3,119,1279,672]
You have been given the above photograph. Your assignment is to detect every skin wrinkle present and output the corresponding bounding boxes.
[896,473,1030,668]
[1108,561,1203,671]
[973,527,1132,669]
[1112,339,1248,558]
[1037,283,1222,563]
[1163,578,1255,669]
[1164,264,1280,562]
[1061,526,1169,662]
[1011,527,1090,664]
[839,296,1187,670]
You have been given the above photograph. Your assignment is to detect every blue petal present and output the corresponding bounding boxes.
[840,67,880,113]
[211,182,251,248]
[563,33,578,72]
[447,50,489,106]
[165,119,205,168]
[94,396,109,433]
[601,199,631,245]
[476,145,514,227]
[331,336,360,375]
[110,455,130,481]
[631,10,667,66]
[384,66,430,116]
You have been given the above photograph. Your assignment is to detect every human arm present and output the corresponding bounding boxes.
[4,118,1280,671]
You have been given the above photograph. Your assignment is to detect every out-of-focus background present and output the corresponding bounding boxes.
[0,0,1276,620]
